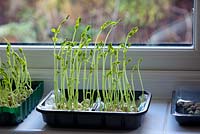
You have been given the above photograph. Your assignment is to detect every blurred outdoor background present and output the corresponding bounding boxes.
[0,0,193,44]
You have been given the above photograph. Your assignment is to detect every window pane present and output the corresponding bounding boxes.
[0,0,193,45]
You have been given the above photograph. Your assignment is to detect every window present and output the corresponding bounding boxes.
[0,0,199,98]
[0,0,193,45]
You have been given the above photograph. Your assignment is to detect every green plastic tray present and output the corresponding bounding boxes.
[0,81,44,125]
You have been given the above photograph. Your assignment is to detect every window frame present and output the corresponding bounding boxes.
[0,1,199,71]
[0,0,200,99]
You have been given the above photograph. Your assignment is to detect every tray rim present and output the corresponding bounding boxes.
[36,89,152,115]
[171,90,200,117]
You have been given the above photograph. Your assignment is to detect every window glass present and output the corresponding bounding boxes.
[0,0,193,45]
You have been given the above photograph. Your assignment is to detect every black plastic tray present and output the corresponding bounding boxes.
[0,81,44,125]
[36,90,151,130]
[171,87,200,125]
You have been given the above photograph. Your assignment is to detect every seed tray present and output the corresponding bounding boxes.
[37,90,151,130]
[0,81,44,125]
[171,87,200,125]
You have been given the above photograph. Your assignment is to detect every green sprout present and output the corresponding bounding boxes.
[0,39,32,108]
[51,16,145,112]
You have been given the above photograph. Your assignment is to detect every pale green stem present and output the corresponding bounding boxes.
[137,61,144,102]
[131,67,137,110]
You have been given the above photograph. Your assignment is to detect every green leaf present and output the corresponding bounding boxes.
[18,48,23,54]
[56,55,61,60]
[52,37,58,42]
[89,66,94,73]
[90,49,93,56]
[86,25,91,31]
[51,28,56,33]
[100,20,118,30]
[138,57,143,64]
[116,61,120,64]
[128,58,132,63]
[120,43,125,48]
[128,26,138,38]
[75,17,81,29]
[0,68,7,77]
[127,43,131,47]
[106,70,112,77]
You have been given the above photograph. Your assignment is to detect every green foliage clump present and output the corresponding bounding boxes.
[0,40,32,107]
[52,16,145,112]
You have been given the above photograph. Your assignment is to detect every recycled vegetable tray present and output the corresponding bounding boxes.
[171,87,200,125]
[0,81,44,125]
[36,90,151,130]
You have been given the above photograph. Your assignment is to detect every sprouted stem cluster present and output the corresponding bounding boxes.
[0,40,32,107]
[52,17,144,112]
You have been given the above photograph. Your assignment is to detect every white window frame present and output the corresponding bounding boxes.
[0,0,200,98]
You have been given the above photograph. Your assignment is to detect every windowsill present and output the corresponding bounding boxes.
[1,99,200,134]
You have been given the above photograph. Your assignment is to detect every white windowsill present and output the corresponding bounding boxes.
[1,100,200,134]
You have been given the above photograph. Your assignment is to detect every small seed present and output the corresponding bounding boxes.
[188,110,194,114]
[195,102,200,107]
[183,102,193,108]
[186,107,192,112]
[190,105,196,111]
[196,106,200,110]
[194,110,200,115]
